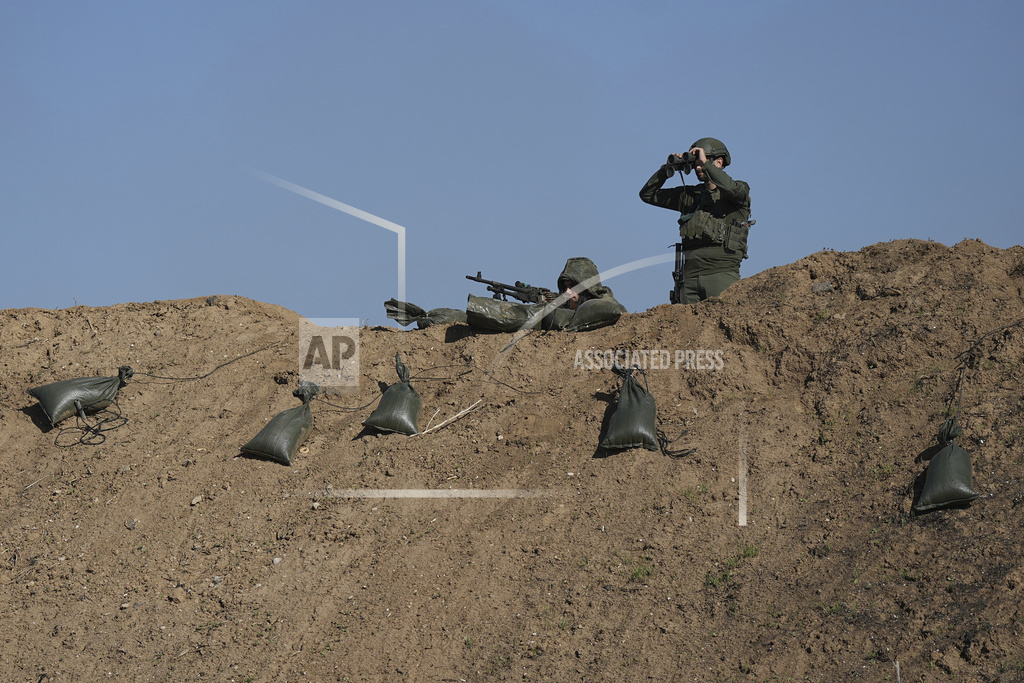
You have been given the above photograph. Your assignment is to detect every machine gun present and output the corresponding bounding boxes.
[466,272,555,304]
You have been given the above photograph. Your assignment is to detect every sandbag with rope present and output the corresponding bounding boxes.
[25,341,283,447]
[363,353,422,435]
[909,319,1014,512]
[28,365,134,427]
[240,382,319,466]
[600,363,659,452]
[914,418,980,513]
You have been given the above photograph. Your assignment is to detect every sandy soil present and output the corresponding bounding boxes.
[2,238,1024,682]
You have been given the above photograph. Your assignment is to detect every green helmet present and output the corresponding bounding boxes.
[690,137,731,167]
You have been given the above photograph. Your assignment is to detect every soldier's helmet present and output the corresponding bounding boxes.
[689,137,731,167]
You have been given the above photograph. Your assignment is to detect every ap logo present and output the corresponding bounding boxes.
[299,318,359,394]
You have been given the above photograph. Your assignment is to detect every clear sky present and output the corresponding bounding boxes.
[3,1,1022,326]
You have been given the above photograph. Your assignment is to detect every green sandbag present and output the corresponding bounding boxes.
[539,300,623,331]
[363,353,422,435]
[385,299,427,326]
[240,383,318,466]
[600,364,659,451]
[562,298,625,332]
[539,306,575,330]
[28,366,134,427]
[385,299,467,329]
[465,295,537,332]
[914,419,980,512]
[419,308,467,328]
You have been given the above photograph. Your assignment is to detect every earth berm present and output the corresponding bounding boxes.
[2,238,1023,681]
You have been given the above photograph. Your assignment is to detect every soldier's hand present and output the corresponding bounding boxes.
[563,287,581,311]
[689,147,708,164]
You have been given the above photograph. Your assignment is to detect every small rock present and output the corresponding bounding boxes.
[811,281,835,294]
[272,557,282,566]
[191,495,203,506]
[169,587,187,604]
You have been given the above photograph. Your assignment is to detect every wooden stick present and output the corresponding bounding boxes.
[416,400,482,436]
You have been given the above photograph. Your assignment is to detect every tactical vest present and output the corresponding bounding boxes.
[678,210,752,256]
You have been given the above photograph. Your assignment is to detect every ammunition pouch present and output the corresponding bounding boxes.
[679,210,727,243]
[725,220,751,257]
[679,210,752,258]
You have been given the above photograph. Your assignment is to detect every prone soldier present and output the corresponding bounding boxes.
[386,257,626,332]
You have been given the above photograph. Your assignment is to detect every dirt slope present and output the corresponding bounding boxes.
[2,238,1024,682]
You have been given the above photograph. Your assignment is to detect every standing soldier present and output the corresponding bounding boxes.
[640,138,752,304]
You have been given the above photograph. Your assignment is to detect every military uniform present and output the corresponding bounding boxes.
[640,139,751,303]
[387,257,626,332]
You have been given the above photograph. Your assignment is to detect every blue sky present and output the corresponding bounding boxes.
[3,1,1022,325]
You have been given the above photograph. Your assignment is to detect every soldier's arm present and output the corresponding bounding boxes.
[702,165,749,204]
[639,166,692,212]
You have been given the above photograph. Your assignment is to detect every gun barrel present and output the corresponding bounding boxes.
[467,273,554,304]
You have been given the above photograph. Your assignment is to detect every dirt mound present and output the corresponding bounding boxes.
[2,239,1024,681]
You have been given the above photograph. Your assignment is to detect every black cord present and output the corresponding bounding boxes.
[408,364,476,381]
[54,400,128,447]
[657,424,696,459]
[52,342,282,446]
[133,341,283,382]
[411,360,542,396]
[313,393,382,413]
[479,367,543,395]
[312,362,479,413]
[945,317,1024,423]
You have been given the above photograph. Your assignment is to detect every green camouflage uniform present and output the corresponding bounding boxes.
[387,257,626,332]
[467,257,626,332]
[640,163,751,303]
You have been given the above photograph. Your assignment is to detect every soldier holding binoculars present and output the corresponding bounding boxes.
[640,137,753,304]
